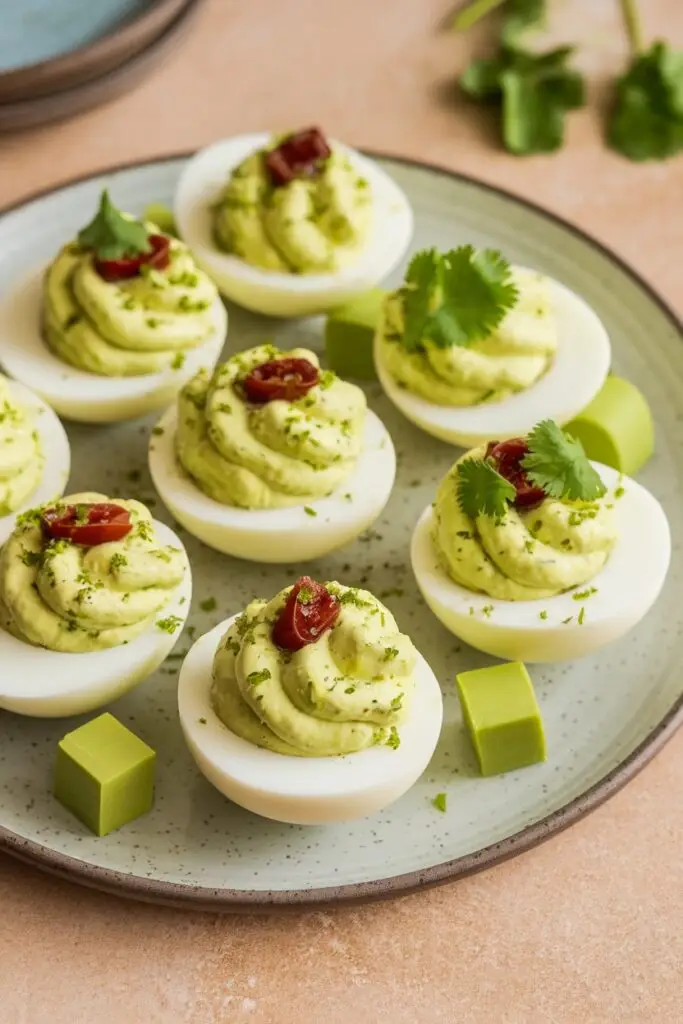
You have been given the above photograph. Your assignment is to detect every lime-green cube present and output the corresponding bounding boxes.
[324,288,387,380]
[456,662,546,776]
[54,713,156,836]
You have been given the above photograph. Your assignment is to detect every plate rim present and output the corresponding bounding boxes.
[0,0,193,102]
[0,149,681,911]
[0,0,204,133]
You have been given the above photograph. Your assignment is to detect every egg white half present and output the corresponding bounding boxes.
[0,521,191,717]
[375,274,611,448]
[0,378,71,546]
[0,264,228,423]
[178,617,443,825]
[149,404,397,563]
[173,132,414,318]
[411,464,671,663]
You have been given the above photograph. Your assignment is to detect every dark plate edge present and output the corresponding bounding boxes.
[0,0,192,102]
[0,0,204,132]
[0,149,681,912]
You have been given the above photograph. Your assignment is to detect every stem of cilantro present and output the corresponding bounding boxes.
[620,0,643,54]
[450,0,507,32]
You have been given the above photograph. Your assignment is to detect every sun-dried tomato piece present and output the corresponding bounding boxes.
[486,438,546,510]
[41,503,133,546]
[94,234,170,282]
[242,357,320,404]
[272,577,341,652]
[265,127,332,187]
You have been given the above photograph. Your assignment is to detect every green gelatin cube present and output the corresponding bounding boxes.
[564,375,654,476]
[324,288,387,380]
[456,662,546,777]
[143,202,177,237]
[54,713,156,837]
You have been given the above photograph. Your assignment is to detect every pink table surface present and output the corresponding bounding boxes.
[1,1,682,1021]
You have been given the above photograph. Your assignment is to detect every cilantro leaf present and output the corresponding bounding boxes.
[501,0,546,46]
[431,246,519,347]
[457,457,516,520]
[608,41,683,162]
[450,0,544,38]
[78,190,151,261]
[461,45,585,155]
[522,421,607,501]
[399,246,518,352]
[400,249,442,353]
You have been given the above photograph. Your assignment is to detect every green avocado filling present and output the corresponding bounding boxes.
[43,207,218,377]
[175,344,366,509]
[210,583,416,757]
[0,376,43,516]
[213,139,372,274]
[0,492,186,653]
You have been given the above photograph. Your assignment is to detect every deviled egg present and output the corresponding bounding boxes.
[0,191,227,423]
[0,373,70,545]
[174,127,413,317]
[178,577,443,824]
[149,343,396,562]
[375,247,611,448]
[411,422,670,662]
[0,493,191,717]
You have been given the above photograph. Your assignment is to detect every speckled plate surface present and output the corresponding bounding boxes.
[0,154,681,911]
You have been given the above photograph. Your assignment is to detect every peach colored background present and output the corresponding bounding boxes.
[1,1,682,1021]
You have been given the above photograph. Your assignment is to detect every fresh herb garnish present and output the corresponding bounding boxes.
[247,669,272,686]
[457,456,516,520]
[501,0,546,46]
[303,506,317,517]
[386,727,401,750]
[77,190,150,261]
[454,0,682,163]
[156,615,183,634]
[432,792,448,813]
[460,44,585,155]
[399,247,518,352]
[608,36,683,162]
[522,421,607,501]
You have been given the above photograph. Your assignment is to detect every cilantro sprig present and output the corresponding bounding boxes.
[457,457,516,521]
[456,420,606,520]
[608,8,683,163]
[399,246,518,352]
[78,190,151,261]
[521,421,607,501]
[453,0,683,163]
[460,43,585,156]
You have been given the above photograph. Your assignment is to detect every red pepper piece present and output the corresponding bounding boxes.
[242,357,320,404]
[41,503,133,546]
[486,438,546,510]
[265,127,332,187]
[272,576,341,652]
[94,234,170,282]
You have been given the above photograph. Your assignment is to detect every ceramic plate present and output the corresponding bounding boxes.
[0,154,681,911]
[0,1,202,132]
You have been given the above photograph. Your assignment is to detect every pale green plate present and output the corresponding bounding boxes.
[0,154,681,910]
